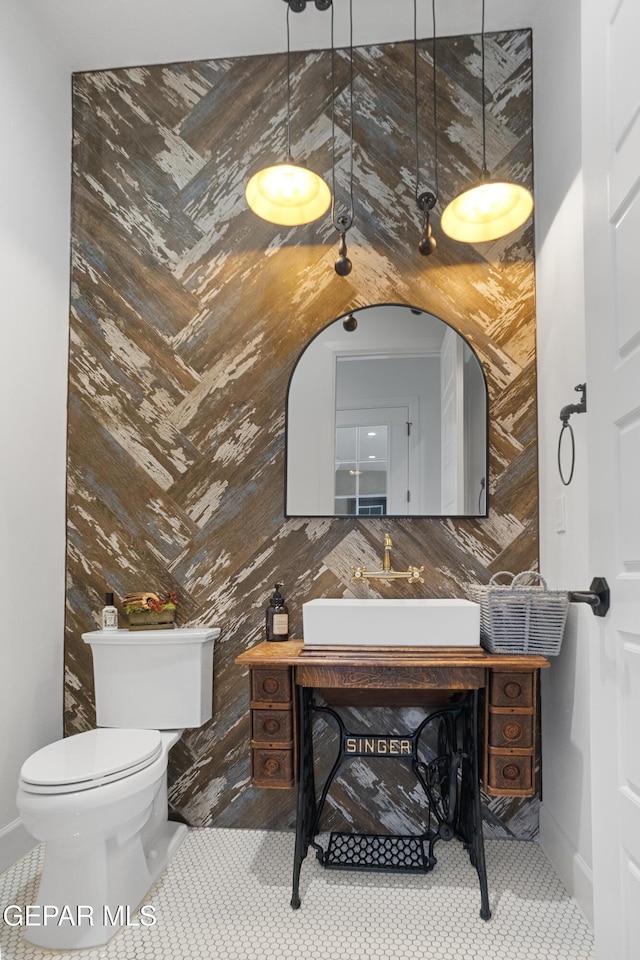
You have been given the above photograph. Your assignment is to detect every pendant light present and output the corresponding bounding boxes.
[440,0,533,243]
[414,0,438,256]
[245,3,331,226]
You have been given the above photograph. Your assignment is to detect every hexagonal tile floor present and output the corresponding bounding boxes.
[0,829,594,959]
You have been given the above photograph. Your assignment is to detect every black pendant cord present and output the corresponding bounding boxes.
[285,4,293,161]
[331,0,355,275]
[480,0,488,176]
[284,2,333,158]
[331,0,354,231]
[414,0,439,205]
[415,0,438,256]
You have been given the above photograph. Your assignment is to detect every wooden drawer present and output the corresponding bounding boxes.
[482,667,539,797]
[252,708,293,745]
[488,712,533,749]
[251,668,292,704]
[489,671,534,708]
[247,666,296,789]
[487,753,533,795]
[251,747,295,789]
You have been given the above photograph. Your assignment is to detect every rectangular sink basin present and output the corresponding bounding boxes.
[302,598,480,647]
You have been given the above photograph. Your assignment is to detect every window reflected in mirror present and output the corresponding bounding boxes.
[335,423,388,516]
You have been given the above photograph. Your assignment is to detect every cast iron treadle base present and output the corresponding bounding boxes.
[324,832,434,873]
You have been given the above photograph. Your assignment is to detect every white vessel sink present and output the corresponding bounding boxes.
[302,598,480,647]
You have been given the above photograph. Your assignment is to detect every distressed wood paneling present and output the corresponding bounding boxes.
[66,30,539,839]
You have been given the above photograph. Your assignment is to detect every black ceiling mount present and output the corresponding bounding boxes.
[282,0,332,11]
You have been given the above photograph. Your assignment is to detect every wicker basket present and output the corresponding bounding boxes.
[468,571,569,656]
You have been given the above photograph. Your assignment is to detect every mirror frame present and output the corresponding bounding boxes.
[284,302,490,519]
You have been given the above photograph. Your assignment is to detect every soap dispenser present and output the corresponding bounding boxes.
[265,584,289,642]
[101,592,119,631]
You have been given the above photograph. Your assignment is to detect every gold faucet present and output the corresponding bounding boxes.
[383,533,393,571]
[351,534,424,584]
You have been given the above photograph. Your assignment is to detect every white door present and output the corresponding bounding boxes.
[335,406,413,515]
[583,1,640,956]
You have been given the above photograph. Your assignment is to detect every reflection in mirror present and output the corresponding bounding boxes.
[286,304,488,518]
[335,421,389,516]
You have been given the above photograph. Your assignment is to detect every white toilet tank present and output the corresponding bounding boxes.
[82,627,220,729]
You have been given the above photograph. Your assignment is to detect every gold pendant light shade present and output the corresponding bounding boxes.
[245,162,331,226]
[441,177,533,243]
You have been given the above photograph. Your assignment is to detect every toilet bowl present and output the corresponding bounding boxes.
[17,728,183,950]
[16,626,220,950]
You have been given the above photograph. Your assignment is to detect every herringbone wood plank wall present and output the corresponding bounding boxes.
[66,29,538,837]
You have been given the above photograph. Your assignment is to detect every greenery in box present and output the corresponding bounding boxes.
[123,591,178,615]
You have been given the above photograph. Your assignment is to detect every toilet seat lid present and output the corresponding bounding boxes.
[20,729,163,794]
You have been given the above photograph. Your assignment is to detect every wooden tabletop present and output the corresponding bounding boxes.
[236,640,550,671]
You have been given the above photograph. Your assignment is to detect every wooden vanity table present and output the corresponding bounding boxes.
[236,640,549,918]
[237,640,549,795]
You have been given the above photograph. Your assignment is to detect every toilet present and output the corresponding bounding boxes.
[16,625,220,950]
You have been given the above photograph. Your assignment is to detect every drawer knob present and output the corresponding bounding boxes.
[502,721,522,741]
[502,763,521,781]
[263,757,281,775]
[262,677,281,696]
[503,681,522,700]
[263,718,281,736]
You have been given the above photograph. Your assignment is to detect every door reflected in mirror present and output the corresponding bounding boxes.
[335,421,389,515]
[286,304,488,518]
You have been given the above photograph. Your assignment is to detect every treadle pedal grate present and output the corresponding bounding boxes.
[324,832,430,872]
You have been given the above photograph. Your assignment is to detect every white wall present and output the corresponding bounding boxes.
[0,3,70,869]
[28,0,537,72]
[533,0,593,926]
[539,607,594,927]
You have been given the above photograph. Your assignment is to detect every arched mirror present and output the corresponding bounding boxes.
[285,304,488,518]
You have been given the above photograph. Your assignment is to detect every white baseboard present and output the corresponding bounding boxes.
[0,818,36,875]
[539,803,594,929]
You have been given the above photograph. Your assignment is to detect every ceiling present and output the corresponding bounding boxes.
[28,0,537,73]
